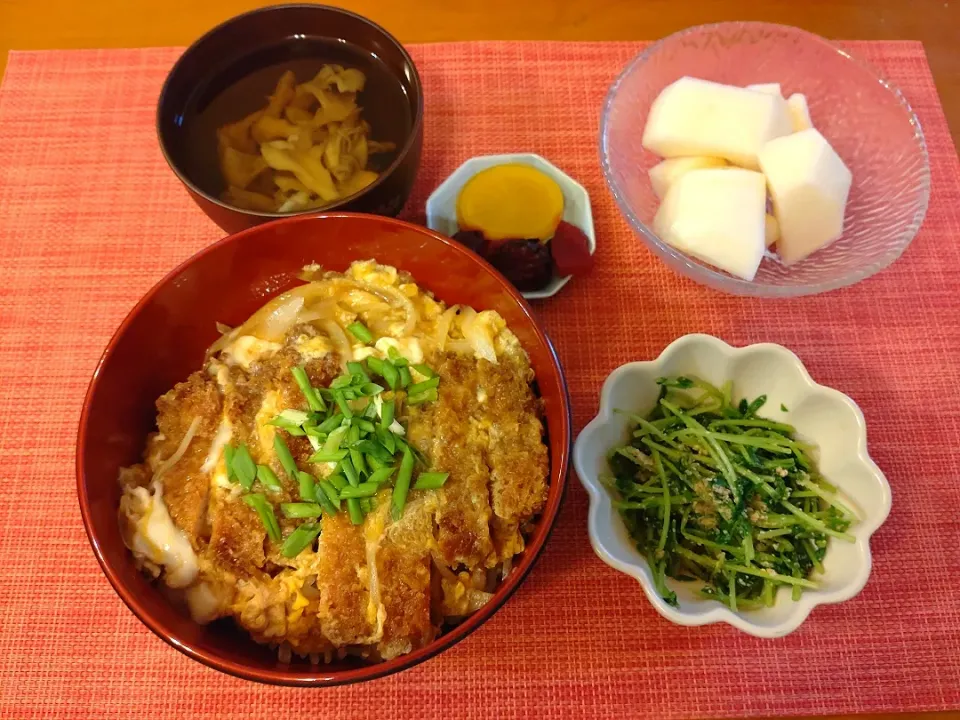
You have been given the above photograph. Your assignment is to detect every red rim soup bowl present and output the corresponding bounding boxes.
[76,213,571,686]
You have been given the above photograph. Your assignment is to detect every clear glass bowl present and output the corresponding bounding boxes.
[600,22,930,297]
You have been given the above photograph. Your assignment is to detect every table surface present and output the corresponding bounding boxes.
[1,2,959,719]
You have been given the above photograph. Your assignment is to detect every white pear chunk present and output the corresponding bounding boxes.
[653,168,767,281]
[747,83,783,97]
[648,156,728,199]
[758,128,852,266]
[642,77,793,169]
[786,93,814,132]
[764,214,781,247]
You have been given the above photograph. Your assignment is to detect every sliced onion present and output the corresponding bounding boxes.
[466,590,494,613]
[460,308,497,364]
[257,295,304,342]
[433,305,459,350]
[321,319,351,368]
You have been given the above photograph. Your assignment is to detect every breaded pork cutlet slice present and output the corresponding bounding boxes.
[406,353,497,570]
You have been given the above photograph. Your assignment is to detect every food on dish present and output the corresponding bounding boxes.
[604,375,855,611]
[216,67,397,213]
[758,128,852,265]
[653,168,767,281]
[118,260,549,663]
[641,77,793,169]
[448,164,592,292]
[643,76,852,276]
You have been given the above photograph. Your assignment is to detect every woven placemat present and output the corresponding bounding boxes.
[1,41,958,719]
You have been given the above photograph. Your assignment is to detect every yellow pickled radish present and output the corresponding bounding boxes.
[456,164,564,242]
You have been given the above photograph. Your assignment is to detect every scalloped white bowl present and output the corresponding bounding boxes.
[573,334,891,638]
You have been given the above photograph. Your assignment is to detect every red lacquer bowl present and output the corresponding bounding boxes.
[76,213,571,686]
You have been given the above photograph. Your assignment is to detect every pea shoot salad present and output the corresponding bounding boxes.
[605,376,856,611]
[221,322,447,559]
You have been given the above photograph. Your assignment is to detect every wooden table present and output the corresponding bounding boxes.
[1,2,958,719]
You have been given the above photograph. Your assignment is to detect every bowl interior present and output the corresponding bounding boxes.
[77,213,570,684]
[601,22,929,296]
[158,4,421,212]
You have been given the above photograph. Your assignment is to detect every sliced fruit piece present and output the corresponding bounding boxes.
[758,128,851,266]
[550,221,594,277]
[786,93,814,132]
[653,167,767,281]
[764,213,781,248]
[456,164,564,242]
[649,156,728,199]
[642,77,792,169]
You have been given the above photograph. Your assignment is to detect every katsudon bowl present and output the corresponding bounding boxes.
[76,213,571,686]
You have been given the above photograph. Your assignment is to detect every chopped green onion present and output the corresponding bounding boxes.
[366,356,386,376]
[407,377,440,395]
[296,470,316,501]
[224,444,236,482]
[351,448,367,478]
[391,445,415,521]
[375,427,396,455]
[346,498,364,525]
[281,522,322,558]
[380,399,395,429]
[256,464,281,490]
[408,388,438,405]
[359,498,374,514]
[322,425,348,454]
[347,361,370,382]
[362,399,378,419]
[387,346,408,367]
[331,374,354,390]
[340,457,360,487]
[291,367,325,412]
[280,502,324,518]
[333,390,354,419]
[413,471,449,490]
[366,466,397,485]
[273,434,299,481]
[347,322,373,343]
[316,478,341,510]
[316,413,344,434]
[268,409,310,430]
[360,383,384,397]
[243,493,281,542]
[231,444,257,490]
[339,482,380,499]
[326,473,347,491]
[381,362,400,391]
[412,363,436,379]
[308,449,348,463]
[366,454,385,471]
[399,366,412,388]
[356,438,394,463]
[352,417,376,434]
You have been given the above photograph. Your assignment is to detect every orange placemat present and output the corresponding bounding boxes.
[1,41,959,719]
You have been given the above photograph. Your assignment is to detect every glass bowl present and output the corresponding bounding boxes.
[600,22,930,297]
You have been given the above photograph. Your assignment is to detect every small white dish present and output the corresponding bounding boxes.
[425,153,595,300]
[573,334,892,638]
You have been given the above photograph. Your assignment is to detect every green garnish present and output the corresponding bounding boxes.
[605,376,856,611]
[332,390,353,419]
[407,377,440,396]
[346,361,370,381]
[291,366,325,412]
[386,346,408,366]
[399,366,412,388]
[380,362,400,391]
[273,434,299,481]
[316,478,341,510]
[296,470,316,502]
[231,444,257,490]
[224,444,236,482]
[243,493,281,542]
[391,445,415,521]
[413,472,449,490]
[256,464,281,490]
[366,466,396,485]
[340,456,360,487]
[339,482,380,499]
[380,399,395,429]
[268,409,310,431]
[412,363,436,379]
[408,388,438,406]
[281,522,322,558]
[326,473,347,491]
[347,322,373,344]
[281,502,324,518]
[781,403,789,412]
[346,498,364,525]
[308,449,348,463]
[316,412,344,434]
